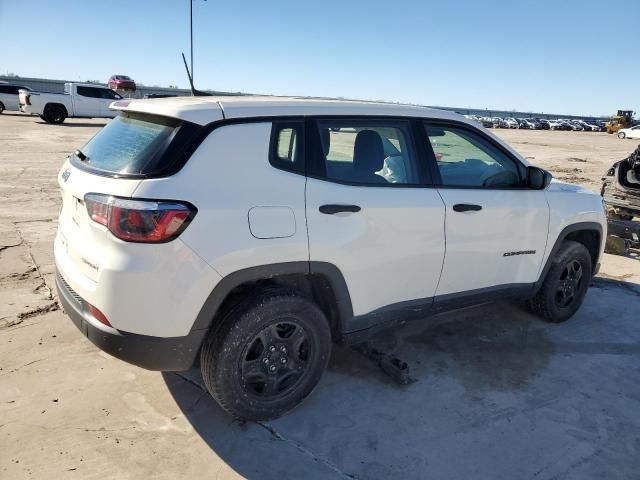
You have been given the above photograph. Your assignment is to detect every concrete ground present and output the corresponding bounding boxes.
[1,113,639,479]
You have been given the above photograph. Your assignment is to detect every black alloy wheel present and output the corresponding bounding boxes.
[554,260,583,308]
[240,321,311,398]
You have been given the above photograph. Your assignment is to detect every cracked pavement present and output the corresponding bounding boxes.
[1,113,640,479]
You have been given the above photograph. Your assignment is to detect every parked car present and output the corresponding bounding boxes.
[108,75,136,91]
[505,117,519,129]
[519,119,536,129]
[492,117,507,128]
[19,83,122,123]
[480,117,494,128]
[617,125,640,139]
[557,120,575,131]
[537,119,551,130]
[595,121,608,132]
[576,120,597,132]
[0,83,32,113]
[54,96,606,420]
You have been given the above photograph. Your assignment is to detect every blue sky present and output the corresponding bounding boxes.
[1,0,638,116]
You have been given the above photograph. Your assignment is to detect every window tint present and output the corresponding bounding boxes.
[315,120,418,185]
[76,86,102,98]
[270,122,304,174]
[73,113,181,174]
[425,124,521,187]
[102,89,121,100]
[276,128,298,162]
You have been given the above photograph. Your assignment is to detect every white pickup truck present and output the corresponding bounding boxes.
[19,83,122,124]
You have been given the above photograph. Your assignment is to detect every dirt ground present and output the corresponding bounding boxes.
[1,112,639,480]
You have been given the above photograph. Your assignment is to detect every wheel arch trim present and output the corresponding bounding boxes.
[189,261,354,335]
[535,221,603,292]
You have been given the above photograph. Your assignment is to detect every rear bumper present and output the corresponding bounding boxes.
[56,270,205,371]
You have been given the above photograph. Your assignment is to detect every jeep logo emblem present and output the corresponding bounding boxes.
[62,169,71,182]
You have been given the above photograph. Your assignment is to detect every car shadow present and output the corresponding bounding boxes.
[162,278,640,479]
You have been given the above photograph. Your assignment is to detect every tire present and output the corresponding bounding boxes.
[0,102,4,114]
[528,240,592,323]
[200,289,332,421]
[43,105,67,124]
[618,132,626,139]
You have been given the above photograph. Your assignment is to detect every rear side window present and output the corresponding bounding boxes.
[77,86,121,99]
[270,121,304,174]
[71,112,199,176]
[314,120,419,185]
[77,86,101,98]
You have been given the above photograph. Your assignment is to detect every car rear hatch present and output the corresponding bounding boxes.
[18,89,31,107]
[57,164,141,284]
[56,111,203,285]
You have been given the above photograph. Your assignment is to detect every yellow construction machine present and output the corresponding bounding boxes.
[606,110,634,134]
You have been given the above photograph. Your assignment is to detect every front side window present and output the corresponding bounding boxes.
[315,120,419,185]
[425,124,521,188]
[101,89,121,100]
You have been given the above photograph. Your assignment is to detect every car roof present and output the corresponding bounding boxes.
[110,94,531,166]
[112,95,466,126]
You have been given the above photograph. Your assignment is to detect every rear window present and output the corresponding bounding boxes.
[71,112,199,177]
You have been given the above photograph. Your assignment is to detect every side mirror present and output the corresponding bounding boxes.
[527,166,552,190]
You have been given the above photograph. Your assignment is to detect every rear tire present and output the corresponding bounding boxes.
[618,132,626,139]
[528,240,592,323]
[43,105,67,124]
[0,102,4,114]
[200,289,332,421]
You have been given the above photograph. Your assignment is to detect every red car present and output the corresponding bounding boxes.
[108,75,136,91]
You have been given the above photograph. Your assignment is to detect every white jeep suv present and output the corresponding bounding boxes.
[55,96,606,420]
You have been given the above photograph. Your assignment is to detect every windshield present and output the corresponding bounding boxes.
[71,112,197,176]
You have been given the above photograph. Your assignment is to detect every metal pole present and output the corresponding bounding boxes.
[190,0,194,81]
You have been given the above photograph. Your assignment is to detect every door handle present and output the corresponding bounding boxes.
[319,204,361,215]
[452,203,482,212]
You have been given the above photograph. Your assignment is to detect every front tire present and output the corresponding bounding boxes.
[528,240,592,323]
[0,102,4,114]
[200,289,332,421]
[618,132,626,139]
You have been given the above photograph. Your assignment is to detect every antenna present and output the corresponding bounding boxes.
[181,52,212,97]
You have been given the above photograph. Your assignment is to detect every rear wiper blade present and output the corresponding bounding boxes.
[74,149,89,162]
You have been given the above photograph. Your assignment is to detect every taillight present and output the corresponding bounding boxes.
[84,194,196,243]
[88,303,112,327]
[25,94,31,106]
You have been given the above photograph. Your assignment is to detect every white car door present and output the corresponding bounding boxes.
[304,119,446,328]
[73,86,103,117]
[629,126,640,139]
[423,122,549,301]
